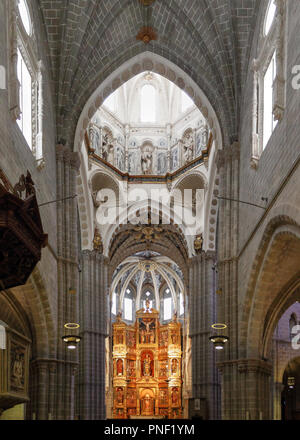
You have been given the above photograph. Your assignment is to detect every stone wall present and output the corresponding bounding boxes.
[0,0,58,319]
[238,0,300,319]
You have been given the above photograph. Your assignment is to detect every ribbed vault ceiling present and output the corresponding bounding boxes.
[111,255,184,313]
[38,0,261,146]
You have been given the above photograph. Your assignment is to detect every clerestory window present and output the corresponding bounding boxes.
[141,84,156,123]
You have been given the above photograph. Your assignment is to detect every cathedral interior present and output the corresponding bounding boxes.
[0,0,300,421]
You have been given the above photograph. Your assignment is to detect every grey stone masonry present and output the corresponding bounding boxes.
[77,250,108,420]
[189,251,220,420]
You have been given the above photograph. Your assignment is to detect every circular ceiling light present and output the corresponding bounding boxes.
[64,323,80,330]
[211,323,227,330]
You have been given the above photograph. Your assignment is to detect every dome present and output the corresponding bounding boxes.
[88,72,208,175]
[110,253,185,323]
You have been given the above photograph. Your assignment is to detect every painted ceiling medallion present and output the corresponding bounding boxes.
[139,0,155,5]
[136,26,157,44]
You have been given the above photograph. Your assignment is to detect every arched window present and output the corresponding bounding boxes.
[181,91,193,113]
[18,0,31,35]
[141,84,156,122]
[9,0,44,163]
[17,48,32,149]
[124,288,133,321]
[111,292,117,315]
[179,292,184,316]
[0,320,7,350]
[263,51,277,149]
[289,314,297,340]
[251,0,285,167]
[265,0,276,36]
[163,288,172,321]
[104,92,116,113]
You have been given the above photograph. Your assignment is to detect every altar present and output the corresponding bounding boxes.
[112,300,182,419]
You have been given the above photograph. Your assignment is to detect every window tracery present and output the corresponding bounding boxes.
[8,0,44,167]
[251,0,286,168]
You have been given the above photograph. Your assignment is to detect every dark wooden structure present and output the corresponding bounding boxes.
[0,171,47,290]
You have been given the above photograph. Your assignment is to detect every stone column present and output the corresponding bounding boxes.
[273,382,284,420]
[36,362,48,420]
[55,144,81,419]
[217,359,272,420]
[77,250,108,420]
[216,143,273,419]
[189,251,220,419]
[215,143,240,419]
[48,363,57,420]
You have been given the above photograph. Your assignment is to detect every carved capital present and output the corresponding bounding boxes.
[237,359,272,376]
[70,152,81,170]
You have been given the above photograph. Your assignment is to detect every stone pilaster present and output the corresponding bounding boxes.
[77,250,108,420]
[215,143,241,418]
[189,251,220,419]
[273,382,284,420]
[24,145,82,420]
[55,144,81,419]
[218,359,272,420]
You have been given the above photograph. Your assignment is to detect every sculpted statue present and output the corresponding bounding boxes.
[14,171,35,199]
[11,351,24,388]
[88,125,100,153]
[141,150,153,174]
[143,354,151,376]
[102,133,114,164]
[172,387,179,405]
[160,390,167,404]
[116,387,124,405]
[117,358,123,375]
[116,146,124,171]
[182,132,194,164]
[142,393,154,415]
[194,233,203,254]
[171,358,178,374]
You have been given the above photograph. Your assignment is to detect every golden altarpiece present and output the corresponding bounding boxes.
[112,301,182,419]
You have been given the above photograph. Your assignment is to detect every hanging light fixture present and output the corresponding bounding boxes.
[209,324,229,350]
[62,282,81,349]
[62,323,81,349]
[62,335,81,350]
[287,376,295,389]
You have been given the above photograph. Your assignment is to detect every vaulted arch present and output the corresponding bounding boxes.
[241,216,300,360]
